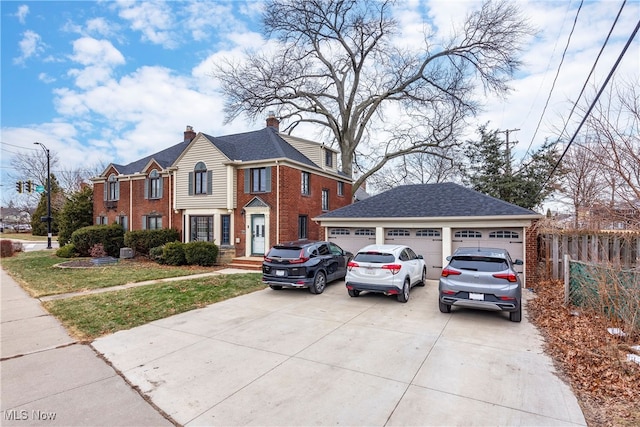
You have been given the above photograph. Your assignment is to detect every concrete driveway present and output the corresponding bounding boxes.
[93,278,586,426]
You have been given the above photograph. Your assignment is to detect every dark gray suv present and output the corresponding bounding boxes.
[439,247,524,322]
[262,240,353,294]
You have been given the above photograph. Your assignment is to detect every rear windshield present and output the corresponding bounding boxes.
[353,252,395,263]
[450,256,508,272]
[267,247,303,259]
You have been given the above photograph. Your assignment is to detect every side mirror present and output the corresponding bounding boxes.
[446,255,452,261]
[514,259,524,265]
[417,255,424,259]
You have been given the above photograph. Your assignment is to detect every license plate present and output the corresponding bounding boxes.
[275,270,286,277]
[469,292,484,301]
[364,268,376,275]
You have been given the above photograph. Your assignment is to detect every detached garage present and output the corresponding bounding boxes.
[315,183,542,285]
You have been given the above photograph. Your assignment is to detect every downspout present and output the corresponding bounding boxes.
[129,176,132,231]
[168,171,172,229]
[276,160,280,244]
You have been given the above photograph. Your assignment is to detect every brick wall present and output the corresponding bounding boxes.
[525,220,540,285]
[235,165,352,255]
[93,168,182,237]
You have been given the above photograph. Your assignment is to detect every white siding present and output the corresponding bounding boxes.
[175,135,231,210]
[279,134,338,172]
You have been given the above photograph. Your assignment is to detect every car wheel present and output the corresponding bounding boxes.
[309,271,326,294]
[348,289,360,297]
[439,300,451,313]
[269,285,283,290]
[397,279,410,303]
[509,304,522,322]
[417,267,427,286]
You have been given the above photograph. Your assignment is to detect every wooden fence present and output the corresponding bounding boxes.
[538,231,640,280]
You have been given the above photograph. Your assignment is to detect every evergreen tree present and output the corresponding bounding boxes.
[57,185,94,246]
[31,175,64,236]
[463,125,560,210]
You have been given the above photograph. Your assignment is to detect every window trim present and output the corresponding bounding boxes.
[244,167,272,193]
[325,149,333,167]
[107,174,119,201]
[301,171,310,196]
[321,188,329,211]
[148,169,162,199]
[298,215,308,239]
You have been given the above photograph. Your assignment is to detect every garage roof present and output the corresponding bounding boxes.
[317,183,540,218]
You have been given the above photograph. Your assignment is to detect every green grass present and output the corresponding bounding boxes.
[0,251,223,297]
[43,274,263,340]
[1,232,52,242]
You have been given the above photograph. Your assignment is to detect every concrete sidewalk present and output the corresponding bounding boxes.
[0,269,173,426]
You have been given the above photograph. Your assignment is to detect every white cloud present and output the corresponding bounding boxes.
[15,4,29,24]
[51,64,249,166]
[86,17,116,38]
[69,37,125,67]
[38,73,56,84]
[116,0,178,49]
[13,30,45,65]
[184,1,237,42]
[67,37,125,88]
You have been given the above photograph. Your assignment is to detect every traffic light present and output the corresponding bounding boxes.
[16,181,23,193]
[25,180,32,193]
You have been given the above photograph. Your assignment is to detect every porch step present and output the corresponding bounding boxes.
[227,257,264,271]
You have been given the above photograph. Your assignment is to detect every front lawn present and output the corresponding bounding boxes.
[1,251,219,297]
[44,273,263,340]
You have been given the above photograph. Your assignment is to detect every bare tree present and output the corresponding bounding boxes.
[583,78,640,218]
[366,145,464,193]
[557,139,609,228]
[215,0,534,191]
[57,161,106,194]
[10,149,59,190]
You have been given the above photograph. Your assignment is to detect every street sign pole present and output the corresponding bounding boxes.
[35,142,52,249]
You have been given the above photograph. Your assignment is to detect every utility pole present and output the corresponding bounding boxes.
[497,128,520,176]
[34,142,52,249]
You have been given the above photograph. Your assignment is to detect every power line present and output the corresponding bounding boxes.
[549,0,628,144]
[0,141,40,151]
[539,16,640,193]
[521,0,584,161]
[515,0,629,176]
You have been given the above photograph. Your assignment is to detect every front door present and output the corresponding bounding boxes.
[251,215,266,255]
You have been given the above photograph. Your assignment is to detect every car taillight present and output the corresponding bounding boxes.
[493,273,518,282]
[441,268,461,277]
[499,296,516,301]
[264,256,272,262]
[382,264,401,274]
[347,261,359,271]
[287,249,309,264]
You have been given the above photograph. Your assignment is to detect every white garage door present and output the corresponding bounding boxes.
[328,228,375,255]
[451,228,524,273]
[384,228,443,279]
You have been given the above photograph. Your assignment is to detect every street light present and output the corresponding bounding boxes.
[34,142,52,249]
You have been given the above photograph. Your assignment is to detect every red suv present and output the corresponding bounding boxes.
[262,240,353,294]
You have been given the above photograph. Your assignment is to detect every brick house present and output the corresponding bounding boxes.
[91,117,352,257]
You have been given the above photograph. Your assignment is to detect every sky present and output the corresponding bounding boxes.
[1,0,639,209]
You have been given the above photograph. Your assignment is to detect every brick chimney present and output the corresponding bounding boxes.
[184,125,196,143]
[266,111,279,132]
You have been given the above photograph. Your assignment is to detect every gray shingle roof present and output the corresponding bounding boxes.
[111,127,319,176]
[208,127,317,167]
[317,183,539,218]
[115,141,190,175]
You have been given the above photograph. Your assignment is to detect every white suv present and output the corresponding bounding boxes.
[345,244,426,303]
